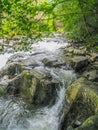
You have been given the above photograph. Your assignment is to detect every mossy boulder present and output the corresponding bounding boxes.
[6,70,59,105]
[61,77,98,130]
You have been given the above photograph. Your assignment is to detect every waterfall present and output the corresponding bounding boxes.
[0,36,76,130]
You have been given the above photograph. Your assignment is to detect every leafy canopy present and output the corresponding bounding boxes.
[0,0,98,49]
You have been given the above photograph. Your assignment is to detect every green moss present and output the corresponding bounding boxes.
[0,86,5,95]
[65,80,80,105]
[64,77,98,128]
[19,71,36,101]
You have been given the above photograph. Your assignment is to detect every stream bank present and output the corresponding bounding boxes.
[61,45,98,130]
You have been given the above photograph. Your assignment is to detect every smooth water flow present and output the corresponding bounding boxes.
[0,37,76,130]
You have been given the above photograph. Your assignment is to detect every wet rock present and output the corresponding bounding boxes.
[42,58,66,68]
[61,77,98,130]
[6,70,59,105]
[6,71,36,100]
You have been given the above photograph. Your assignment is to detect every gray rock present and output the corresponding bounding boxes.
[6,70,60,105]
[63,55,89,72]
[42,58,66,68]
[83,70,98,82]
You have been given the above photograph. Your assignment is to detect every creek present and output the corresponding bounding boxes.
[0,36,77,130]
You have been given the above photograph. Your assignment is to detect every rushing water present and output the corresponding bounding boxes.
[0,37,76,130]
[0,53,13,69]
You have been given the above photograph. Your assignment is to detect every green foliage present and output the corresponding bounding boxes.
[57,0,98,49]
[0,0,98,49]
[1,0,55,37]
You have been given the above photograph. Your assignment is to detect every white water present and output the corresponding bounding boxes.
[0,37,76,130]
[0,53,13,69]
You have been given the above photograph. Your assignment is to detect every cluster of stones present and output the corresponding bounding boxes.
[61,45,98,130]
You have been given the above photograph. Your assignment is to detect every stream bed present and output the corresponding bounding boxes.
[0,37,77,130]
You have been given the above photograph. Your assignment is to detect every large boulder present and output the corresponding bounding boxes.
[6,70,59,106]
[61,77,98,130]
